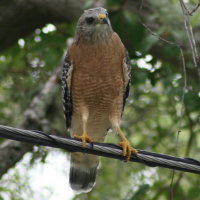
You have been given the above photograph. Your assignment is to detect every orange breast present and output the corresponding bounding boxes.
[70,33,126,119]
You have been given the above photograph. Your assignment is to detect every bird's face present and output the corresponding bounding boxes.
[76,7,113,41]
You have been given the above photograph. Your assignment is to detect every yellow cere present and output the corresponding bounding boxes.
[98,13,106,20]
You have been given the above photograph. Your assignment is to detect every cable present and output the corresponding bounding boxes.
[0,124,200,174]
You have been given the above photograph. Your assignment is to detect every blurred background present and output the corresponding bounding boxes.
[0,0,200,199]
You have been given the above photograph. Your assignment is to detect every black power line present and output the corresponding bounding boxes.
[0,124,200,174]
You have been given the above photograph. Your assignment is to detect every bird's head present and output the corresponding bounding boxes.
[76,7,113,42]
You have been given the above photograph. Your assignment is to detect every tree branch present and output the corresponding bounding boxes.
[0,0,87,51]
[171,105,196,195]
[0,67,61,178]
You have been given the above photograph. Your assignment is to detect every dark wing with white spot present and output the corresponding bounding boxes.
[122,51,131,114]
[62,51,73,128]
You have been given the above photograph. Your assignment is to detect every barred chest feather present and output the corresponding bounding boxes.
[69,32,126,115]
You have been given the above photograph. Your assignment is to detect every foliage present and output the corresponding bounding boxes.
[0,0,200,199]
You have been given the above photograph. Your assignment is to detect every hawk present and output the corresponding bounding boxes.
[62,7,137,192]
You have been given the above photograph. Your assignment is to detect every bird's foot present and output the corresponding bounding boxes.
[120,138,138,161]
[73,133,94,147]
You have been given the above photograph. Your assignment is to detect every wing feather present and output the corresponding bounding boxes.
[62,51,73,128]
[122,51,131,113]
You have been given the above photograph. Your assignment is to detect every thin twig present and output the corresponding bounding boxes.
[183,2,200,16]
[169,0,200,194]
[189,3,200,15]
[139,19,187,200]
[140,21,182,47]
[179,0,200,82]
[138,2,197,199]
[139,21,187,148]
[172,105,196,193]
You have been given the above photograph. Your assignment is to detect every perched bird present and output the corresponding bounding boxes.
[62,7,137,193]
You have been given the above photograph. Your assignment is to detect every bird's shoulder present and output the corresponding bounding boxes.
[67,42,77,60]
[111,32,126,54]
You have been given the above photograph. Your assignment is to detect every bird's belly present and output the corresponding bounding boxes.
[72,71,123,116]
[71,72,123,140]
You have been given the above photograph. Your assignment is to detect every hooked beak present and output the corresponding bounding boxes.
[98,13,108,24]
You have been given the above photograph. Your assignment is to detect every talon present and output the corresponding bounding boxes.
[73,133,93,147]
[120,139,138,161]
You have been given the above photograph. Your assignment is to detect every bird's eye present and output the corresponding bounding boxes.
[86,17,94,24]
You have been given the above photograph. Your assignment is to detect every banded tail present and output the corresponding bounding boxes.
[69,152,99,193]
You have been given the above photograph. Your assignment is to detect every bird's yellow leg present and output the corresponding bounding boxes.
[117,127,138,160]
[73,120,93,147]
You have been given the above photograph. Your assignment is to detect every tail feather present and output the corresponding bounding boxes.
[69,153,99,193]
[70,166,97,192]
